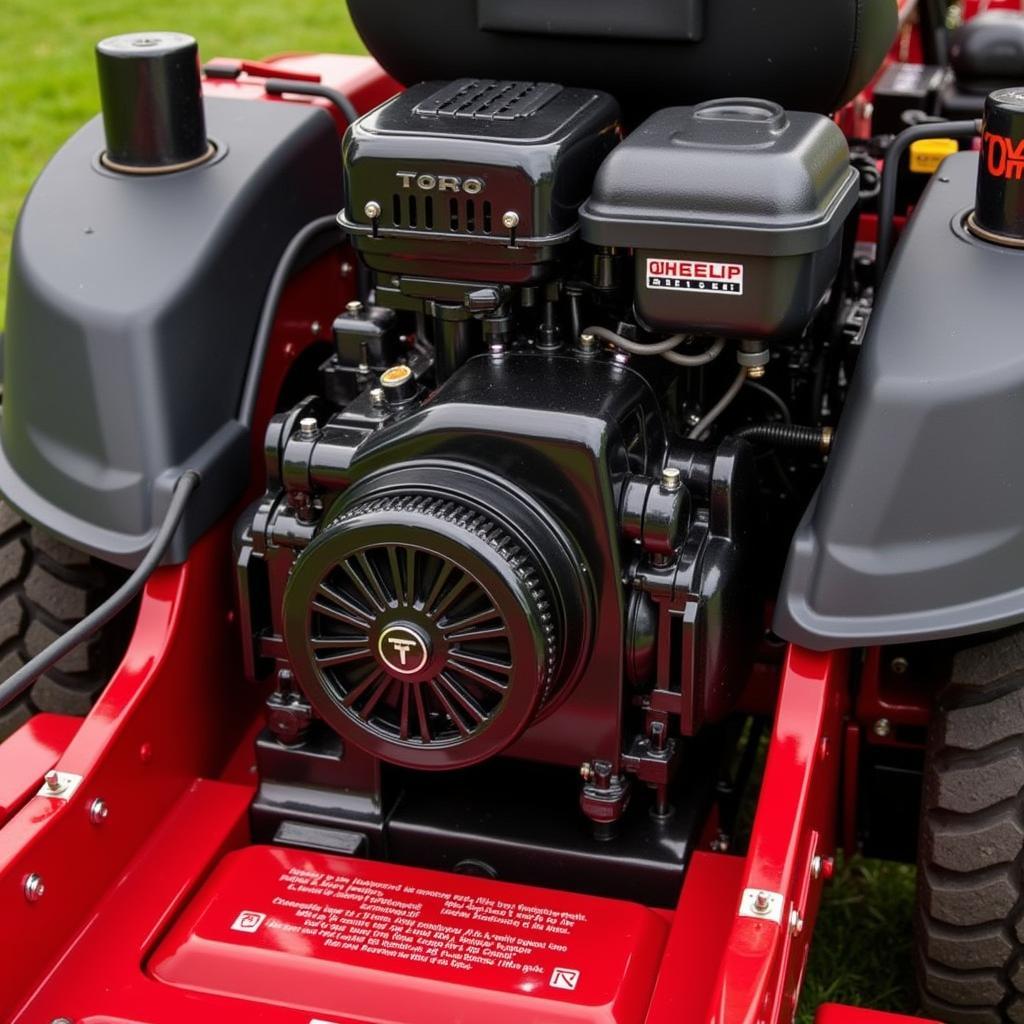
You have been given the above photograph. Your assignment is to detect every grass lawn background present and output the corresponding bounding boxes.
[0,2,919,1018]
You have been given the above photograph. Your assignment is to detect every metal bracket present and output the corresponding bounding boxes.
[738,887,785,925]
[36,771,84,802]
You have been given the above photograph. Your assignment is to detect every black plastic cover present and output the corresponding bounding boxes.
[951,11,1024,95]
[776,152,1024,649]
[0,97,342,565]
[580,100,858,257]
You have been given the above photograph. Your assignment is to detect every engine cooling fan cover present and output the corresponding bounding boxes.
[281,476,590,769]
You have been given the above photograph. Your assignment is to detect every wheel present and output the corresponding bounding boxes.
[0,500,133,740]
[917,627,1024,1024]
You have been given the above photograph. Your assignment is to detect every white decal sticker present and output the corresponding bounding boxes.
[549,967,581,991]
[230,910,267,933]
[646,257,744,295]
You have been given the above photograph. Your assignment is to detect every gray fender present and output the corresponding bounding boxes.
[0,96,342,566]
[775,152,1024,649]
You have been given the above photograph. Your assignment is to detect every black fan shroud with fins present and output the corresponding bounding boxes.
[282,485,590,770]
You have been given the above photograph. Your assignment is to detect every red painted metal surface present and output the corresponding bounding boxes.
[817,1004,941,1024]
[702,647,847,1024]
[0,713,79,824]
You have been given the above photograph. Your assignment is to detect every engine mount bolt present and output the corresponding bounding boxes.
[346,299,364,316]
[873,717,892,738]
[24,873,45,903]
[298,416,319,439]
[501,210,520,230]
[790,908,804,935]
[369,387,386,409]
[752,891,772,914]
[661,466,682,492]
[88,798,109,826]
[363,200,381,220]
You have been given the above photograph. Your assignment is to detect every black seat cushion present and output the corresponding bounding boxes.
[348,0,897,118]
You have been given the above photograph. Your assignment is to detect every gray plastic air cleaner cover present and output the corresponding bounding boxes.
[580,99,858,336]
[776,152,1024,649]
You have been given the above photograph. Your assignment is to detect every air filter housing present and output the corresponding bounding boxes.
[338,78,620,283]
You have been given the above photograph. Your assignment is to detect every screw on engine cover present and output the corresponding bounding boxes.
[661,466,682,493]
[790,908,804,936]
[501,210,520,230]
[873,717,892,738]
[363,200,382,220]
[298,416,319,439]
[890,655,909,675]
[23,873,45,902]
[346,299,364,315]
[88,798,109,826]
[369,387,386,409]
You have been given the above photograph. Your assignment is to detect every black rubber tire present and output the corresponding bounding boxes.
[917,627,1024,1024]
[0,500,133,741]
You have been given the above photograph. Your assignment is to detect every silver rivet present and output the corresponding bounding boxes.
[661,466,682,492]
[88,798,109,826]
[346,299,364,315]
[363,200,381,220]
[790,908,804,935]
[24,873,45,902]
[298,417,318,439]
[369,387,386,408]
[501,210,519,230]
[873,718,892,738]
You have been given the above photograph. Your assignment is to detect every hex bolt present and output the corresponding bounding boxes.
[363,200,381,220]
[43,770,67,795]
[501,210,520,230]
[752,891,772,915]
[873,717,892,738]
[661,466,682,493]
[88,798,109,826]
[24,873,45,903]
[346,299,364,316]
[369,387,386,409]
[790,908,804,936]
[297,416,318,439]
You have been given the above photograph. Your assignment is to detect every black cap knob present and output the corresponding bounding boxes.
[970,87,1024,246]
[96,32,212,173]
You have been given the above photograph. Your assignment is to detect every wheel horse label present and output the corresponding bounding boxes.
[646,257,745,294]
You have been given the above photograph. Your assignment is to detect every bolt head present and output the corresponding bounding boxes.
[369,387,386,408]
[501,210,520,230]
[24,873,45,902]
[661,466,682,492]
[346,299,364,315]
[580,762,594,782]
[890,656,909,675]
[363,200,382,220]
[873,717,892,738]
[752,891,771,913]
[789,908,804,935]
[811,854,823,879]
[298,416,318,438]
[44,769,61,791]
[88,798,109,826]
[578,332,596,352]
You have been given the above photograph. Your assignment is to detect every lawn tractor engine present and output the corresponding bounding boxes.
[237,80,856,900]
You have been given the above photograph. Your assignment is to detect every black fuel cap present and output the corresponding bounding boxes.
[970,87,1024,246]
[96,32,212,173]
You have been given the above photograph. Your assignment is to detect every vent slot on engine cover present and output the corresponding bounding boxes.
[414,78,563,120]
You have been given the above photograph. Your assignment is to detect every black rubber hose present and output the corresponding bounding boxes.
[0,471,201,714]
[733,423,832,452]
[876,119,979,286]
[263,79,360,127]
[237,214,343,428]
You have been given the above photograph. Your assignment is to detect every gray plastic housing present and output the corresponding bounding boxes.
[579,99,858,337]
[0,97,342,566]
[776,152,1024,649]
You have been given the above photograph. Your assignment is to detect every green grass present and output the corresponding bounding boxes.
[0,1,365,327]
[0,4,920,1017]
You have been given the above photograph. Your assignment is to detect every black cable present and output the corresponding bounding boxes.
[744,381,792,424]
[733,423,831,452]
[263,79,360,128]
[237,214,343,428]
[875,119,979,286]
[0,471,201,714]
